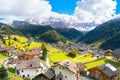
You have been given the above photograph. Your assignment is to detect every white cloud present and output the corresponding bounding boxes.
[74,0,117,23]
[0,0,118,26]
[0,0,52,22]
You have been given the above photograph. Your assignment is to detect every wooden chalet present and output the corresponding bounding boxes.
[34,68,55,80]
[18,48,42,61]
[0,47,10,56]
[112,49,120,62]
[89,63,120,80]
[53,60,86,80]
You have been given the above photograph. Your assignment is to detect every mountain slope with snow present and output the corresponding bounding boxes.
[25,17,97,31]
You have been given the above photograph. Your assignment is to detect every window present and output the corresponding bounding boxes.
[60,72,61,74]
[30,64,32,67]
[17,70,20,75]
[26,57,29,60]
[27,74,30,77]
[95,71,100,79]
[22,75,25,78]
[65,76,67,78]
[59,66,61,69]
[21,70,24,72]
[36,68,39,72]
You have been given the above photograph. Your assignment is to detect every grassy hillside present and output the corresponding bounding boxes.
[40,30,67,43]
[55,28,83,41]
[13,21,83,42]
[79,18,120,50]
[0,35,119,79]
[85,58,120,70]
[100,33,120,49]
[11,35,28,43]
[13,21,54,37]
[0,23,23,35]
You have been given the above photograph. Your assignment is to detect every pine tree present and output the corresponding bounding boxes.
[67,49,77,58]
[2,39,6,44]
[41,42,48,60]
[8,40,11,46]
[0,65,9,80]
[13,37,17,41]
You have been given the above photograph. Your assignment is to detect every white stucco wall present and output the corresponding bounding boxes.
[19,68,37,78]
[53,65,77,80]
[17,62,48,78]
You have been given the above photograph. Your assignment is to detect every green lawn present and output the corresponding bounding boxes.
[0,53,8,65]
[8,68,15,73]
[11,35,28,43]
[48,46,96,64]
[47,45,83,63]
[104,59,120,69]
[90,40,105,48]
[47,45,61,54]
[1,35,119,79]
[85,58,120,70]
[47,44,72,62]
[49,52,73,62]
[8,73,23,80]
[74,53,96,63]
[25,42,41,50]
[85,58,106,69]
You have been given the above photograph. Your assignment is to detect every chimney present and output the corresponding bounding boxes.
[66,61,70,67]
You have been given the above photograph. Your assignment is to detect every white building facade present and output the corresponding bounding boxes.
[16,59,48,79]
[53,60,80,80]
[53,65,77,80]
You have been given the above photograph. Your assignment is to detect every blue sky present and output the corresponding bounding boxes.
[116,0,120,14]
[49,0,120,15]
[0,0,119,24]
[0,18,5,20]
[49,0,77,15]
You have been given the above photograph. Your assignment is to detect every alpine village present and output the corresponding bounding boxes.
[0,0,120,80]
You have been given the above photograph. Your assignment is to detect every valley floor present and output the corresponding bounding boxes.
[0,35,119,80]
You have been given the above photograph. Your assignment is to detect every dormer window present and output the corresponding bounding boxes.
[60,72,61,74]
[59,66,61,69]
[66,61,70,67]
[21,70,24,72]
[26,57,28,60]
[65,76,67,78]
[30,64,32,67]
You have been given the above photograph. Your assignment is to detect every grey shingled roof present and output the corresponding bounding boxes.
[34,68,55,79]
[16,59,43,70]
[112,49,120,55]
[43,68,55,79]
[17,48,41,57]
[98,63,120,77]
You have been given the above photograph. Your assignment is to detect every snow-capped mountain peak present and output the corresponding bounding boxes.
[23,17,97,31]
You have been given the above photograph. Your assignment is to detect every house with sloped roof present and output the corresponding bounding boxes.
[34,68,55,80]
[89,63,120,80]
[0,35,8,40]
[76,63,86,74]
[17,48,42,61]
[15,59,54,79]
[0,46,11,56]
[103,49,112,56]
[52,60,85,80]
[112,49,120,62]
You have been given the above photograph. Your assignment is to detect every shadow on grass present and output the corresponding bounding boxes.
[8,68,15,73]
